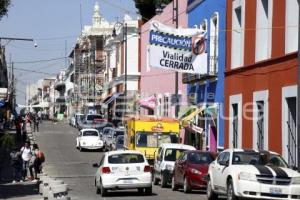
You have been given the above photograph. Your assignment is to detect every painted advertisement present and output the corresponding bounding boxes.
[148,20,207,74]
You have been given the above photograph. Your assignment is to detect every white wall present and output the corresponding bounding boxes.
[255,0,273,62]
[285,0,299,54]
[231,0,245,68]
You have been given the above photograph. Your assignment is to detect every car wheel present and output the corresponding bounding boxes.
[138,188,144,194]
[207,178,218,200]
[145,187,152,196]
[171,176,179,191]
[183,176,191,193]
[160,173,167,188]
[100,182,107,197]
[153,172,159,185]
[227,179,238,200]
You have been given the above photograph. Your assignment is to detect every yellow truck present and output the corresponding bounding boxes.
[124,115,180,164]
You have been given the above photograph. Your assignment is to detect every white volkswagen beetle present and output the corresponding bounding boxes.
[76,128,104,151]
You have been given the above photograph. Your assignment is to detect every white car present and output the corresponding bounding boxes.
[93,150,152,197]
[76,128,103,151]
[207,149,300,200]
[153,143,196,188]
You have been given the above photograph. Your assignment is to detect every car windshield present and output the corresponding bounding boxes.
[82,131,99,137]
[232,152,288,167]
[188,152,215,164]
[136,132,178,148]
[117,136,124,144]
[114,131,124,138]
[108,153,144,164]
[86,115,102,121]
[164,148,186,161]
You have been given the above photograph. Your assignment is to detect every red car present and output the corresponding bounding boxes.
[171,150,216,193]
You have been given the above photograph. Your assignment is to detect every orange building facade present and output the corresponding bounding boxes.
[225,0,299,168]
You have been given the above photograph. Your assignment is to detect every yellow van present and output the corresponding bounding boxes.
[124,115,180,164]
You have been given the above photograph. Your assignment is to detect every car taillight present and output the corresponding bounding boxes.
[144,165,151,172]
[102,167,111,174]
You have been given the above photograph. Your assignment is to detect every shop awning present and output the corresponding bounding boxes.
[138,95,156,110]
[205,105,218,118]
[104,93,121,105]
[181,106,204,122]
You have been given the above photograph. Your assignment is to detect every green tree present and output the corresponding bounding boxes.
[0,0,11,20]
[134,0,172,22]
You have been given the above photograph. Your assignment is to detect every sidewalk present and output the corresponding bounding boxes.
[0,128,41,200]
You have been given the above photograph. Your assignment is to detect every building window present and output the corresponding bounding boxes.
[209,13,219,75]
[255,0,273,62]
[163,96,169,117]
[253,90,269,150]
[285,0,299,53]
[232,104,238,148]
[282,85,297,168]
[229,94,242,148]
[231,0,245,68]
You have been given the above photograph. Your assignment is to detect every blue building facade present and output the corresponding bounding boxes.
[184,0,226,151]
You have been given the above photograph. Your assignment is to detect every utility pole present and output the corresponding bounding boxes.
[297,1,300,172]
[124,23,128,119]
[173,0,179,118]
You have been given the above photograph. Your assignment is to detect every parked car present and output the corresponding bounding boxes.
[207,149,300,200]
[102,127,114,150]
[153,143,196,188]
[76,128,104,151]
[172,151,216,193]
[74,113,84,127]
[103,128,125,151]
[112,135,124,150]
[85,114,103,123]
[93,150,152,197]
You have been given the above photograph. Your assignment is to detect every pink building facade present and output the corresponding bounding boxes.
[140,0,188,117]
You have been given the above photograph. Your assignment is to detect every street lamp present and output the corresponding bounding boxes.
[112,22,127,122]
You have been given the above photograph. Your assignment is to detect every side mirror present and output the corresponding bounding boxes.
[292,166,298,171]
[93,163,100,168]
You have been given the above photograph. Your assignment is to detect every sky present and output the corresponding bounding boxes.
[0,0,137,105]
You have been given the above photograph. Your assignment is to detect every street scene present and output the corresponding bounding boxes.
[0,0,300,200]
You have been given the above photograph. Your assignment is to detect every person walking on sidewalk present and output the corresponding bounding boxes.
[10,148,22,183]
[33,114,39,132]
[29,144,44,181]
[20,141,32,181]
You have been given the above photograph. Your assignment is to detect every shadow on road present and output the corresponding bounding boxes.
[0,182,39,199]
[103,190,158,197]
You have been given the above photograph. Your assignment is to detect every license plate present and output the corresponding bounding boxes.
[123,180,133,184]
[270,187,282,194]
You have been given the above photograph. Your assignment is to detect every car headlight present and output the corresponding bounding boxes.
[191,168,202,175]
[165,164,174,171]
[238,172,256,181]
[97,141,103,145]
[291,177,300,184]
[82,142,86,146]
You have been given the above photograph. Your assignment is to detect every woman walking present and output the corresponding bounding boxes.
[20,141,32,181]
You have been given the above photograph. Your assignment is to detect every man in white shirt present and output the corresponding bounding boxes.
[20,141,32,181]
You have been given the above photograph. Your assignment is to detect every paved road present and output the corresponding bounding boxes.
[36,121,209,200]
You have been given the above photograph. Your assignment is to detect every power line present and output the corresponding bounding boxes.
[14,57,67,64]
[7,66,57,75]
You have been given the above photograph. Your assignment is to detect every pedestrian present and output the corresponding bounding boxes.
[15,116,22,143]
[10,147,22,183]
[20,141,32,181]
[22,119,27,144]
[33,114,39,132]
[29,144,43,181]
[38,110,42,124]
